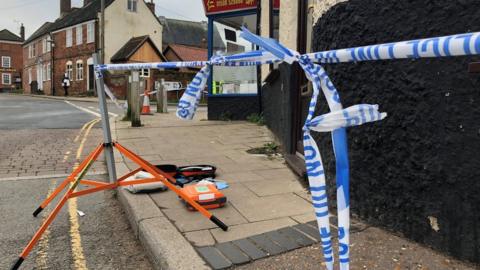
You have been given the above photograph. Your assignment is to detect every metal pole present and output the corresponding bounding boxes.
[130,71,141,127]
[92,53,117,183]
[162,79,168,113]
[157,78,167,113]
[100,0,105,64]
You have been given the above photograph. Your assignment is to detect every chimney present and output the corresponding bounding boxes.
[20,23,25,41]
[146,0,155,14]
[60,0,71,17]
[84,0,94,6]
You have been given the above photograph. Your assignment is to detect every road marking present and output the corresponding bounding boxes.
[65,101,101,117]
[74,119,98,143]
[68,118,99,270]
[35,119,95,269]
[35,179,57,269]
[65,100,119,118]
[94,107,119,117]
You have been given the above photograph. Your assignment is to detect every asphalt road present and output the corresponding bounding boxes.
[0,94,152,270]
[0,95,96,129]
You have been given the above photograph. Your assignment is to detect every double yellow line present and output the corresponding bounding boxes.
[35,118,100,270]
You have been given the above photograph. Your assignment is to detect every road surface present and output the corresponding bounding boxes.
[0,94,152,270]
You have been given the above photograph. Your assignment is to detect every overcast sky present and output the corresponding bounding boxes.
[0,0,207,38]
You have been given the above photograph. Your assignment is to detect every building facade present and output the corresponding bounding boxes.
[0,28,24,91]
[22,0,163,96]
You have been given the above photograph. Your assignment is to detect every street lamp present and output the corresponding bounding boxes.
[47,35,56,96]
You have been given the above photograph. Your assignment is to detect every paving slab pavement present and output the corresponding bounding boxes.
[112,110,316,269]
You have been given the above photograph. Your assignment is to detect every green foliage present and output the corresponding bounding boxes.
[219,111,233,121]
[246,113,265,125]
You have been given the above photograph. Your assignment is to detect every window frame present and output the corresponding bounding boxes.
[1,56,11,68]
[87,22,95,43]
[140,68,150,78]
[76,25,83,45]
[66,61,73,80]
[76,60,84,81]
[2,73,11,85]
[66,28,73,47]
[46,63,51,81]
[127,0,138,12]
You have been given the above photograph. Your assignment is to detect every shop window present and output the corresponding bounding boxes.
[212,13,258,95]
[2,73,11,85]
[1,56,11,68]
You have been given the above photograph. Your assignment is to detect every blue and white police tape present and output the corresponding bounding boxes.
[176,65,211,120]
[304,32,480,63]
[308,104,387,132]
[240,27,389,270]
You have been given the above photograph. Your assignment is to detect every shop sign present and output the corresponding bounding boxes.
[202,0,258,16]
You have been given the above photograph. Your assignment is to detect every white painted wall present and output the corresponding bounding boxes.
[103,0,163,63]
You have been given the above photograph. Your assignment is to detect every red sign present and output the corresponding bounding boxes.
[202,0,258,16]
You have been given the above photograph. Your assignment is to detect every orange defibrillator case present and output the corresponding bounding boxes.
[180,184,226,211]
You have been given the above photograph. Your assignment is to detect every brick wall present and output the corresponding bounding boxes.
[0,41,23,91]
[22,38,52,94]
[53,24,96,96]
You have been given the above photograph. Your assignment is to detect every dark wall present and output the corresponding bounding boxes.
[312,0,480,263]
[208,96,259,120]
[261,64,295,152]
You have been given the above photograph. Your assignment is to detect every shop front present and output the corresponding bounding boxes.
[203,0,263,120]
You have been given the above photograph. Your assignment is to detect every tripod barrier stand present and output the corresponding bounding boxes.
[11,142,228,270]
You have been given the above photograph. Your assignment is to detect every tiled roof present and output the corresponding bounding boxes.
[24,0,115,44]
[0,29,23,42]
[111,35,166,62]
[159,17,225,50]
[164,44,208,62]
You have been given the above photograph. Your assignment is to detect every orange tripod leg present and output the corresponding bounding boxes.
[12,182,77,269]
[114,142,228,231]
[12,146,102,270]
[32,144,104,217]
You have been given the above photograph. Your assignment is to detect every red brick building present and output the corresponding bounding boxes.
[23,0,163,96]
[0,28,24,91]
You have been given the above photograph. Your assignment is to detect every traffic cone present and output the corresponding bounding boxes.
[141,93,153,115]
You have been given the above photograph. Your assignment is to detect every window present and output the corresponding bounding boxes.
[87,22,94,43]
[28,44,36,58]
[46,38,51,52]
[2,73,11,85]
[28,68,32,84]
[76,61,84,80]
[66,61,73,79]
[127,0,137,12]
[46,63,51,81]
[140,69,150,78]
[212,14,258,95]
[1,56,11,68]
[76,25,83,45]
[42,38,47,53]
[66,28,72,47]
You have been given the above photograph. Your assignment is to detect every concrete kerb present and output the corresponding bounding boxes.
[113,119,210,270]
